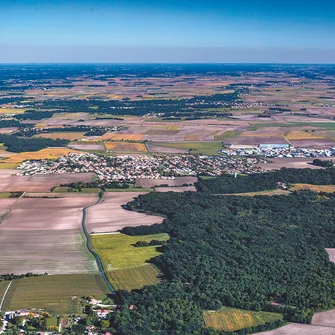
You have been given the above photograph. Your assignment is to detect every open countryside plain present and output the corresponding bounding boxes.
[1,64,335,334]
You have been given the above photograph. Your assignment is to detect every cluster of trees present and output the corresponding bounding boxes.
[57,181,131,191]
[15,125,125,137]
[313,159,334,168]
[0,272,46,282]
[109,189,335,334]
[0,134,69,153]
[0,120,22,128]
[196,167,335,194]
[15,110,57,120]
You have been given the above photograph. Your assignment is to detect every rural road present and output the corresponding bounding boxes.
[0,281,12,311]
[81,190,115,294]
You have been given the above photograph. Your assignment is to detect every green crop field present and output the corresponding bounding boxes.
[0,192,11,198]
[91,233,169,269]
[0,281,10,307]
[154,141,222,155]
[91,233,169,290]
[214,130,242,141]
[203,306,283,332]
[2,274,109,314]
[108,264,161,291]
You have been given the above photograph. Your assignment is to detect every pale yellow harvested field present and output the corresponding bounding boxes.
[254,323,335,334]
[104,141,147,152]
[0,147,80,167]
[0,108,26,114]
[286,131,325,140]
[184,134,201,141]
[0,196,98,275]
[291,184,335,192]
[86,192,163,233]
[98,134,144,141]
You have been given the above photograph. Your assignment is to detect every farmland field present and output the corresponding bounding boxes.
[203,306,283,332]
[98,134,144,141]
[107,264,161,291]
[0,170,95,192]
[104,141,147,152]
[254,323,335,334]
[0,108,27,115]
[0,147,80,168]
[291,184,335,192]
[0,196,98,274]
[85,192,163,233]
[285,131,325,140]
[153,141,222,155]
[35,132,85,140]
[91,233,169,269]
[91,233,169,290]
[69,143,106,151]
[2,274,108,314]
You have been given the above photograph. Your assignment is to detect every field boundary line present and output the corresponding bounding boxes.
[0,281,12,311]
[81,190,115,294]
[283,136,294,147]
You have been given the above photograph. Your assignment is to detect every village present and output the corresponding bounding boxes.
[16,153,266,183]
[0,297,118,335]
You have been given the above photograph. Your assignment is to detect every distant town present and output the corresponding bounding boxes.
[16,153,266,183]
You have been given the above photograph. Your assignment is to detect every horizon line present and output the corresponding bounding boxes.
[0,62,335,65]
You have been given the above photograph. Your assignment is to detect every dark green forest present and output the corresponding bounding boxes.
[0,134,69,153]
[102,186,335,334]
[196,167,335,194]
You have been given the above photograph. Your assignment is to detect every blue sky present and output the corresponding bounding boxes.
[0,0,334,63]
